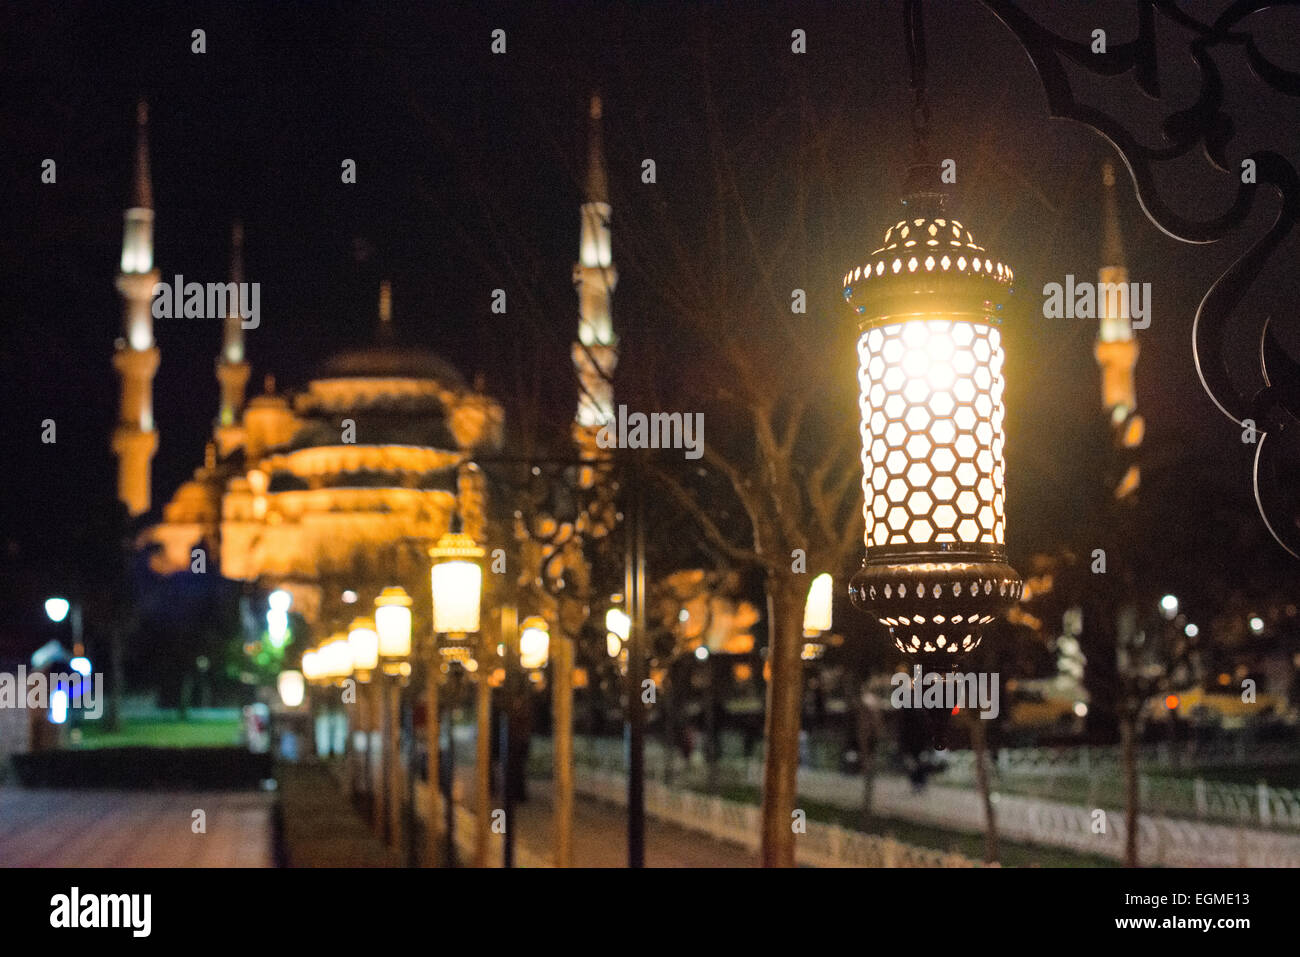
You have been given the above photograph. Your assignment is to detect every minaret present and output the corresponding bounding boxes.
[1094,161,1143,500]
[377,280,394,343]
[215,221,251,444]
[572,94,618,438]
[113,100,161,516]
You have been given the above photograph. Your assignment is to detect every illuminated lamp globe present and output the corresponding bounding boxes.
[45,597,71,624]
[843,173,1021,662]
[605,607,630,657]
[347,617,380,675]
[803,573,834,637]
[430,532,485,648]
[301,649,323,684]
[278,670,306,708]
[320,634,354,681]
[520,616,550,670]
[373,588,413,663]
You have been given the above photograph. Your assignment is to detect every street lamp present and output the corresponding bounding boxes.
[428,532,486,868]
[45,597,70,623]
[430,533,485,651]
[1160,594,1179,620]
[348,617,380,680]
[803,573,834,636]
[845,184,1022,661]
[520,616,551,670]
[374,588,413,669]
[344,617,380,812]
[277,669,305,708]
[301,648,323,684]
[372,590,412,853]
[320,633,354,682]
[606,607,630,659]
[268,589,293,647]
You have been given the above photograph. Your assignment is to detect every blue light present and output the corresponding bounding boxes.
[50,688,69,725]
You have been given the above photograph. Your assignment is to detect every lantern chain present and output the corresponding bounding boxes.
[905,0,931,157]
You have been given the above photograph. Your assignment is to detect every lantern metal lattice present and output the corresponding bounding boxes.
[845,204,1022,661]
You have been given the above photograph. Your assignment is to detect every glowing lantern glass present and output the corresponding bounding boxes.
[373,587,413,662]
[347,617,380,674]
[844,206,1021,660]
[519,616,550,670]
[429,533,484,638]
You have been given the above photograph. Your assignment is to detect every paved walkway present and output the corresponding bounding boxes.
[0,787,273,867]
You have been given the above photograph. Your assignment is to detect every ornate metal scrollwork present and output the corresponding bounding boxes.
[982,0,1300,555]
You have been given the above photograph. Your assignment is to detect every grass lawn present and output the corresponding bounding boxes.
[1154,762,1300,788]
[713,783,1120,868]
[70,716,244,749]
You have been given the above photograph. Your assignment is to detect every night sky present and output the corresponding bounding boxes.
[3,1,1299,646]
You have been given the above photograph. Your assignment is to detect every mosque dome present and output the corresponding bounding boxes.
[315,345,466,390]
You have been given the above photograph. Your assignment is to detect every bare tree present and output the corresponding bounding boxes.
[607,62,873,866]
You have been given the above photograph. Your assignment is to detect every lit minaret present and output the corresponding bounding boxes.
[1094,161,1143,500]
[378,279,393,341]
[215,221,251,437]
[113,100,161,516]
[572,94,618,437]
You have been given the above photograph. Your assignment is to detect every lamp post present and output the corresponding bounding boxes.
[373,589,412,852]
[624,471,647,868]
[473,634,492,869]
[844,175,1022,671]
[429,532,484,867]
[497,606,519,867]
[348,617,380,810]
[319,633,354,762]
[45,596,85,658]
[499,615,550,867]
[519,616,550,670]
[300,648,323,758]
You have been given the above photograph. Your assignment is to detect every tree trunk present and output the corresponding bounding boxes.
[1120,710,1140,866]
[760,574,805,867]
[970,715,999,864]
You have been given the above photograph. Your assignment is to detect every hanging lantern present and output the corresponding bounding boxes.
[844,183,1021,661]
